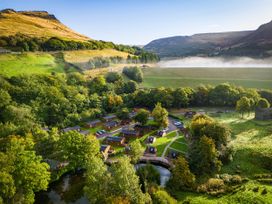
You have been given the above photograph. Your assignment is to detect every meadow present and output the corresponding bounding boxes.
[0,53,68,76]
[142,67,272,89]
[169,109,272,203]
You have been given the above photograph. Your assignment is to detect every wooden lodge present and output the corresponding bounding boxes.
[85,119,101,128]
[105,136,125,146]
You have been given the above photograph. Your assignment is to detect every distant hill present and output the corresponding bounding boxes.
[144,20,272,58]
[0,9,90,41]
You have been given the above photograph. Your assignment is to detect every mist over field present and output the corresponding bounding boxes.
[158,57,272,68]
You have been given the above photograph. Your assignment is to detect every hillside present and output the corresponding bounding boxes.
[144,20,272,58]
[144,31,252,57]
[0,9,90,41]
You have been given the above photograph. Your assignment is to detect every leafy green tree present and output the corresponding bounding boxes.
[129,139,144,164]
[116,108,130,120]
[172,88,190,108]
[257,98,270,108]
[88,76,108,94]
[84,155,111,203]
[0,89,11,108]
[0,136,50,204]
[58,132,99,169]
[104,94,123,112]
[209,83,239,106]
[134,109,149,125]
[236,96,252,117]
[122,67,143,83]
[106,72,122,83]
[152,103,169,128]
[110,157,151,204]
[167,156,195,191]
[123,80,138,94]
[189,136,222,175]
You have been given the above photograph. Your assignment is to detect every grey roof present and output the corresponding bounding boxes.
[105,121,118,127]
[86,119,101,125]
[106,136,124,142]
[63,126,81,132]
[103,115,117,120]
[100,145,110,152]
[121,129,138,135]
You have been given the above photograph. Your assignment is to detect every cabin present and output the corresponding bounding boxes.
[85,119,101,128]
[255,108,272,120]
[121,129,140,138]
[103,114,117,122]
[62,126,81,133]
[104,121,119,130]
[147,136,156,144]
[157,130,167,137]
[146,146,157,154]
[168,150,180,159]
[184,111,197,118]
[100,145,112,160]
[0,48,11,54]
[105,136,125,146]
[79,130,90,136]
[129,112,137,119]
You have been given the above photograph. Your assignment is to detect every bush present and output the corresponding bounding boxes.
[197,178,226,195]
[122,66,143,83]
[106,72,122,83]
[152,190,177,204]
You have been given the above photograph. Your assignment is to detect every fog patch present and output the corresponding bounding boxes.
[158,57,272,68]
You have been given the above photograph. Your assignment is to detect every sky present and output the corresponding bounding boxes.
[1,0,272,45]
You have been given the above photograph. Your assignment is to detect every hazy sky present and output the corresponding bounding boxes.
[1,0,272,45]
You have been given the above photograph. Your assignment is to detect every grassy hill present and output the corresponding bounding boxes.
[0,53,73,76]
[0,9,89,41]
[142,67,272,89]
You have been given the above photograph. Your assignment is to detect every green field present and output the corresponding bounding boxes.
[0,53,68,76]
[142,67,272,89]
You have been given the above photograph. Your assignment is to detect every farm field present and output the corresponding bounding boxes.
[0,53,70,76]
[142,67,272,89]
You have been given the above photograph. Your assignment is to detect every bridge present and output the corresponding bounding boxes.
[139,156,172,169]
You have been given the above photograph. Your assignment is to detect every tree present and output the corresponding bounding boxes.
[104,94,123,112]
[189,136,222,175]
[134,109,149,125]
[172,88,189,108]
[152,103,169,128]
[0,136,50,204]
[122,67,143,83]
[116,108,130,121]
[58,132,100,169]
[236,96,252,118]
[167,156,195,191]
[129,139,144,164]
[110,157,151,204]
[106,72,122,83]
[257,98,270,108]
[84,155,111,203]
[0,89,11,108]
[85,156,151,204]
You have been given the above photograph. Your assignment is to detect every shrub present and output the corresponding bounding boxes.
[152,190,177,204]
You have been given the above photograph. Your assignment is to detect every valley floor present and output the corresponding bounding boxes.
[142,67,272,89]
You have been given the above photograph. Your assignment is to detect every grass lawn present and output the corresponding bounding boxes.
[169,140,188,153]
[142,67,272,89]
[0,53,67,76]
[214,113,272,177]
[153,131,177,156]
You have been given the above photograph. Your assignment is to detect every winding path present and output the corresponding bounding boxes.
[161,130,180,157]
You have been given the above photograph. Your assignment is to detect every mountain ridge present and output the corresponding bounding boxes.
[144,21,272,58]
[0,9,90,41]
